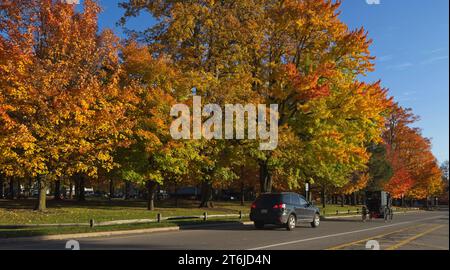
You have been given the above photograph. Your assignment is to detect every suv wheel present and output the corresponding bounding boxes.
[311,213,320,228]
[286,214,296,231]
[254,222,264,229]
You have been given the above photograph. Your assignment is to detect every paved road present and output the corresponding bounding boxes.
[1,210,448,250]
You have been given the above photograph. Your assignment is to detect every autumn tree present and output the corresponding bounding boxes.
[119,0,392,196]
[0,0,131,210]
[119,41,205,210]
[120,0,266,206]
[0,0,40,198]
[384,104,444,202]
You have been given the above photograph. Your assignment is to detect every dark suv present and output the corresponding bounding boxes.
[250,192,320,230]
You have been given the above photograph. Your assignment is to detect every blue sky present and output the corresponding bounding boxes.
[91,0,449,163]
[338,0,449,163]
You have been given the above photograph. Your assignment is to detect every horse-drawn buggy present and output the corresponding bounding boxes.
[362,191,394,222]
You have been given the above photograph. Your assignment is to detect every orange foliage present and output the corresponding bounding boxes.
[384,168,414,199]
[384,105,444,199]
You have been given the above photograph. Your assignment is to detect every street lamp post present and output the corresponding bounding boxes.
[305,182,310,201]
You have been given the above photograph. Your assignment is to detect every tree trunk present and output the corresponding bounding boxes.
[35,175,47,211]
[147,181,157,211]
[259,161,272,193]
[26,177,32,198]
[109,178,114,200]
[16,178,21,199]
[0,174,4,199]
[174,182,179,207]
[69,180,73,200]
[74,176,79,200]
[321,187,326,208]
[240,166,245,206]
[54,180,61,200]
[240,181,245,206]
[199,181,214,208]
[341,194,345,207]
[77,175,85,201]
[351,192,356,206]
[8,177,14,199]
[125,181,131,200]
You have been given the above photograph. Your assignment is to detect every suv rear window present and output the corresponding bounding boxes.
[255,194,288,208]
[290,194,301,205]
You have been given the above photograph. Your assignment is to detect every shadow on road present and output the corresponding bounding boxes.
[178,222,316,232]
[321,218,372,223]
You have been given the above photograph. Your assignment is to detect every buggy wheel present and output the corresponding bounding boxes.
[362,212,368,222]
[361,206,368,222]
[384,208,392,222]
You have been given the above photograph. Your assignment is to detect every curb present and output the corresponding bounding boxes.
[0,221,251,244]
[241,221,254,225]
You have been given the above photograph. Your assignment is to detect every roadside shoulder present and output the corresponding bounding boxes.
[0,221,252,244]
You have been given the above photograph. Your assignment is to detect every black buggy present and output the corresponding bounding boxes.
[362,191,394,222]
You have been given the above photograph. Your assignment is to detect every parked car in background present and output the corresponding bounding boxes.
[31,188,51,197]
[94,191,107,198]
[250,192,320,231]
[157,190,169,200]
[220,190,239,201]
[172,187,201,200]
[84,187,95,197]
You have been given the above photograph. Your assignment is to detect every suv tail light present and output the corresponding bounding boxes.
[251,202,257,209]
[273,203,286,210]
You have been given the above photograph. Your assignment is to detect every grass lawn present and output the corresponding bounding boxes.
[0,198,252,238]
[319,205,362,215]
[0,198,250,225]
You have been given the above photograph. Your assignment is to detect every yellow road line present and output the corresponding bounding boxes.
[327,224,428,250]
[405,241,448,250]
[385,224,445,250]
